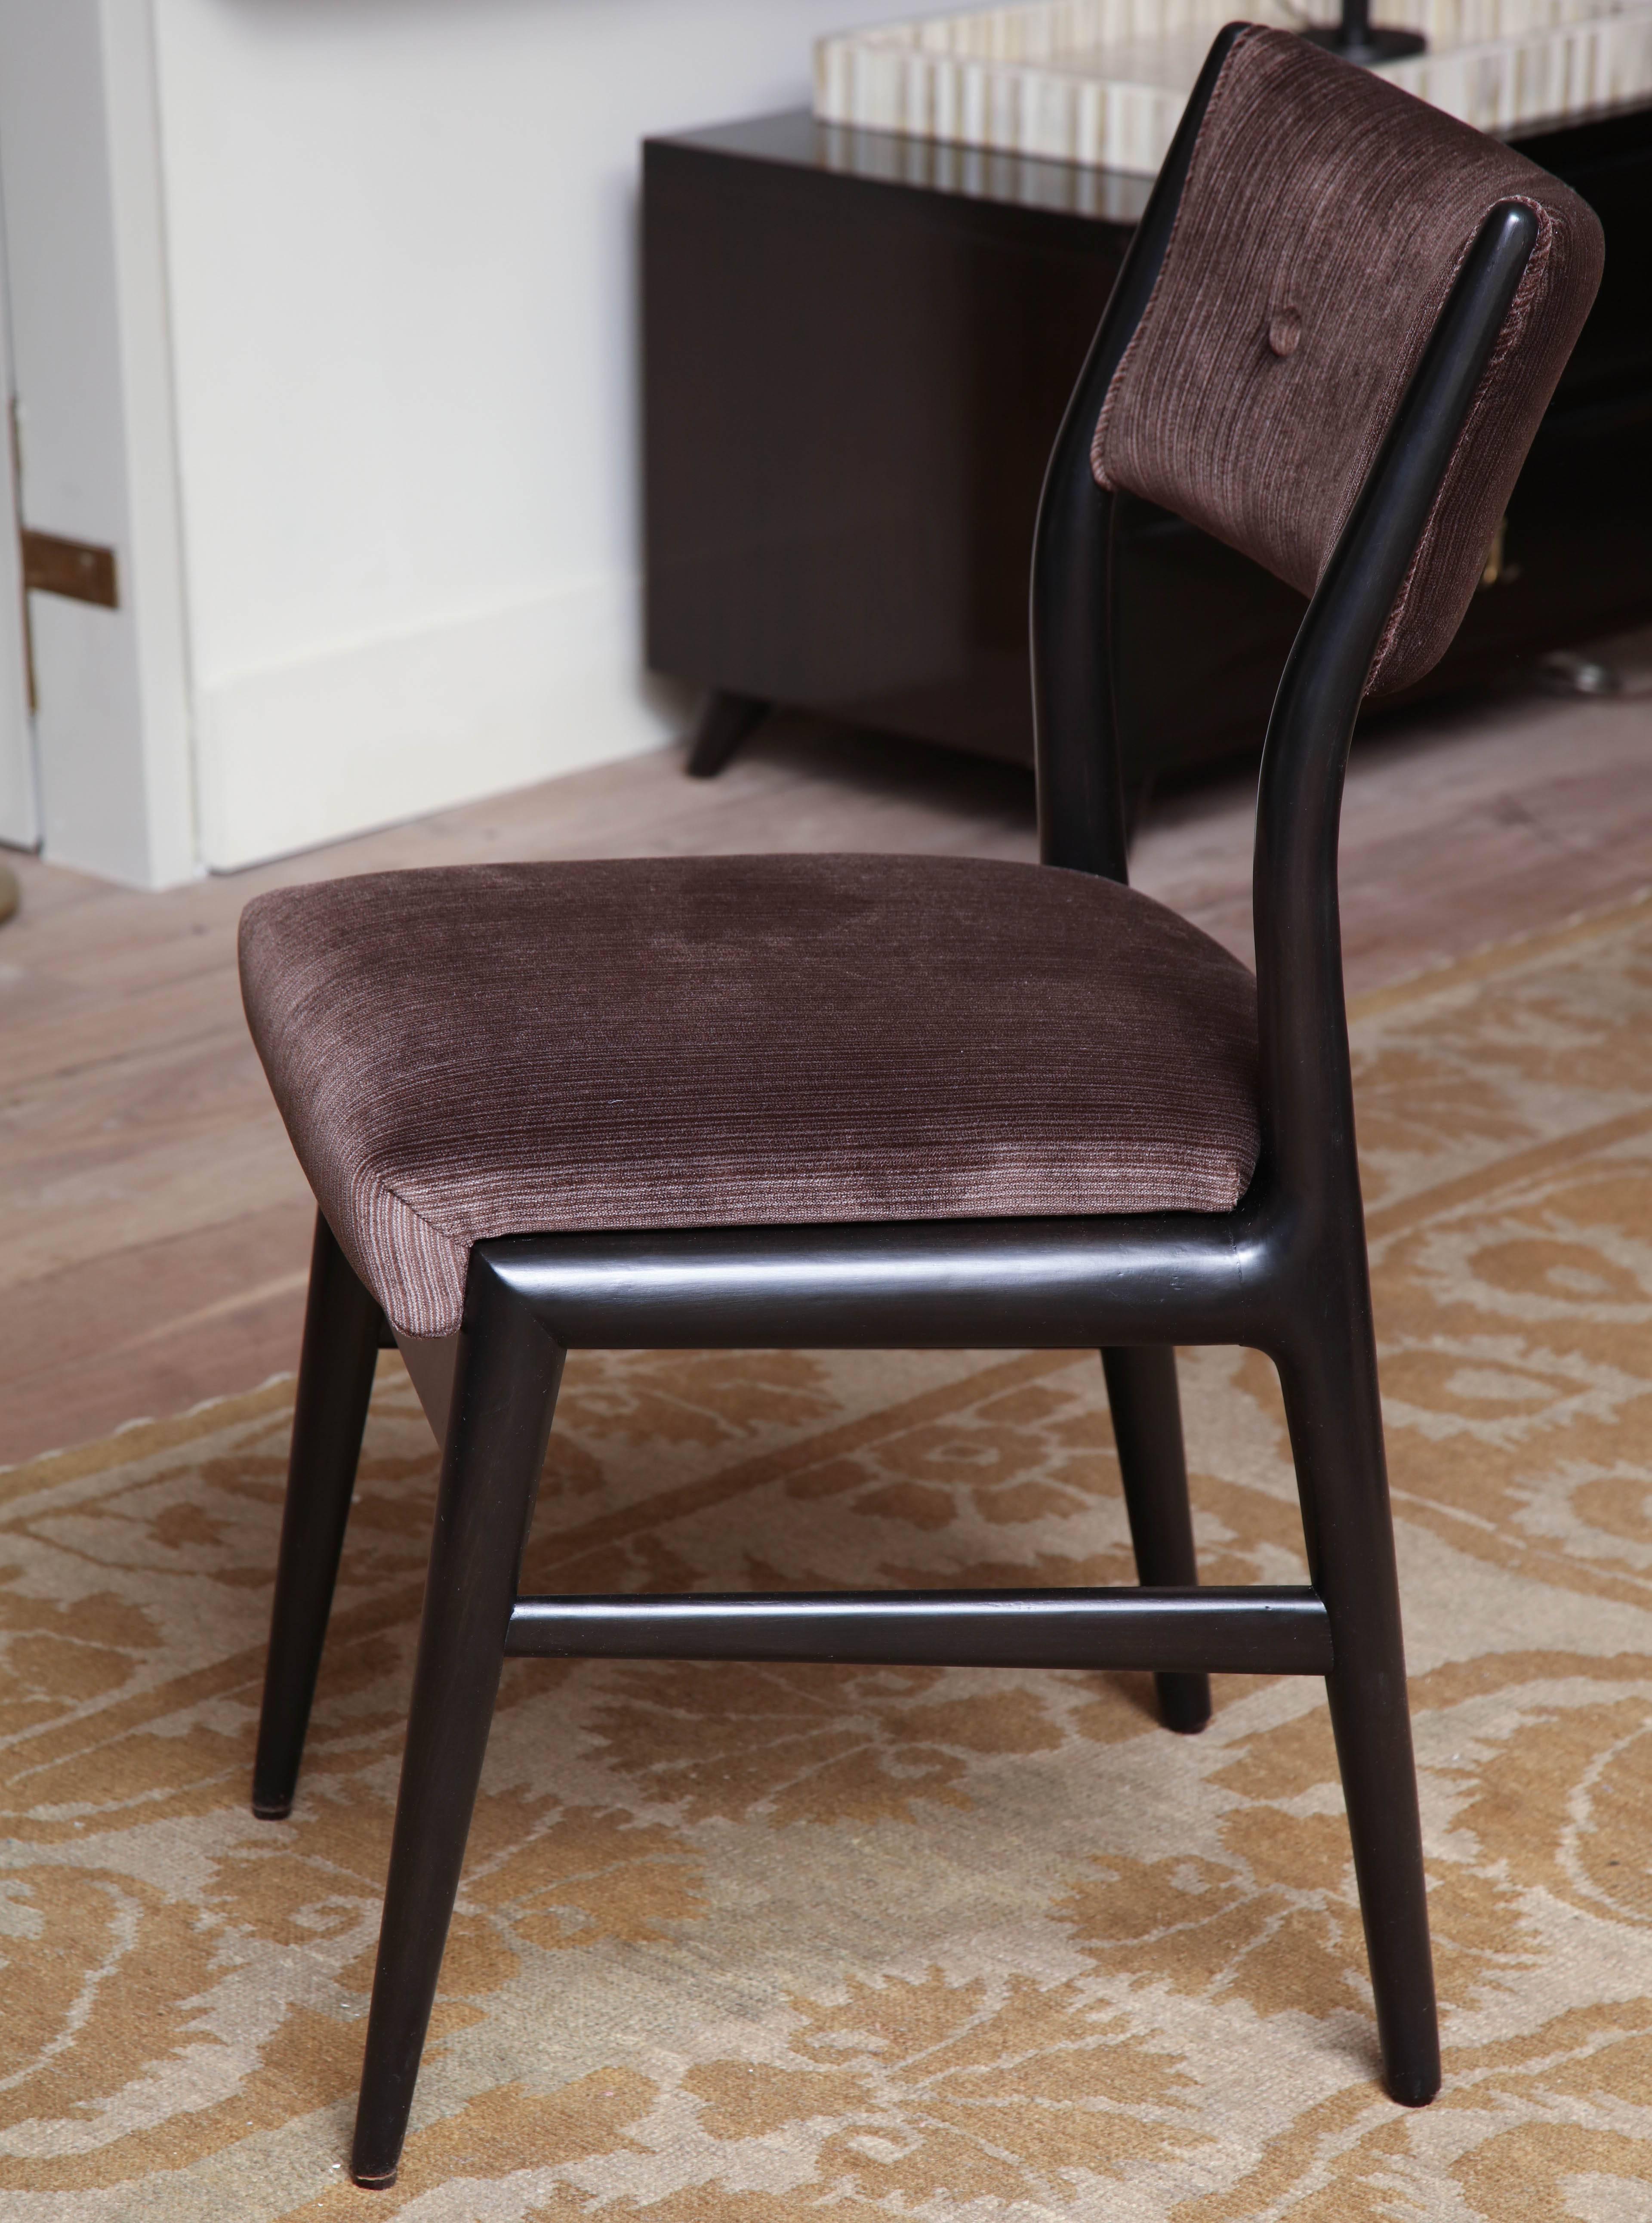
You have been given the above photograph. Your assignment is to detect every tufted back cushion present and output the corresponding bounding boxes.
[1090,26,1603,697]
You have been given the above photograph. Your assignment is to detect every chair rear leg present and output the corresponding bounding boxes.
[1101,1346,1211,1733]
[253,1211,384,1819]
[1278,1295,1440,2106]
[350,1259,564,2189]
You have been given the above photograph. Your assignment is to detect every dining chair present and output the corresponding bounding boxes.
[239,24,1602,2187]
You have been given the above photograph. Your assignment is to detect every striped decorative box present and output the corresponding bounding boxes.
[815,0,1652,173]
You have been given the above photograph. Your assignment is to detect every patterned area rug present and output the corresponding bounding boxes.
[3,899,1651,2221]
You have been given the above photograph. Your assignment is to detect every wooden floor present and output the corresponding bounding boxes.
[3,638,1651,1468]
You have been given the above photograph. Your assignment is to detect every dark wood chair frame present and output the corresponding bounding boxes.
[251,32,1547,2186]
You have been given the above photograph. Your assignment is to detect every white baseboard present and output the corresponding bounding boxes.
[194,573,681,872]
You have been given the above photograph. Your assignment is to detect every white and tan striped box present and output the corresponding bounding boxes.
[815,0,1652,174]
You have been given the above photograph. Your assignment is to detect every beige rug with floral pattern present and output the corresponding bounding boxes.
[3,896,1652,2221]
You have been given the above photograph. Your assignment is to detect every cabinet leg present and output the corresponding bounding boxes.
[687,689,770,778]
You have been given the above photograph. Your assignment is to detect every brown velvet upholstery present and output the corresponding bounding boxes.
[240,857,1260,1337]
[1091,26,1603,698]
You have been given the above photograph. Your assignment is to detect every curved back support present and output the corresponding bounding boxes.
[1252,200,1539,1199]
[1032,22,1604,1215]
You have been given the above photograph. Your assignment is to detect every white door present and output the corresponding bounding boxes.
[0,202,36,851]
[0,0,194,887]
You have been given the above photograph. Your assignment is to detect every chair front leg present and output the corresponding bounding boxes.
[350,1256,565,2190]
[1101,1346,1211,1732]
[253,1210,384,1820]
[1277,1281,1440,2107]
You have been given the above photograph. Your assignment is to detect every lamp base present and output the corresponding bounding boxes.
[1301,23,1427,63]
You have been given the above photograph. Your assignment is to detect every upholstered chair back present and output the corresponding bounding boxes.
[1088,25,1603,698]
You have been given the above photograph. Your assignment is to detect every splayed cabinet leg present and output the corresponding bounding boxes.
[686,689,769,777]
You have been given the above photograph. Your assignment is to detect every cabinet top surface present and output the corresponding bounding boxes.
[650,96,1652,228]
[649,108,1154,226]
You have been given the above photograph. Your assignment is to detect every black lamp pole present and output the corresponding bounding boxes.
[1304,0,1426,64]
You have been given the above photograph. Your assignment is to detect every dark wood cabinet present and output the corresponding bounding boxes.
[644,102,1652,783]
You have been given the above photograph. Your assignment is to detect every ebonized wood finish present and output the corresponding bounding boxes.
[251,1213,382,1822]
[644,98,1652,785]
[504,1587,1335,1672]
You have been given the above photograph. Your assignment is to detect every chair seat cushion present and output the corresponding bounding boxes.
[240,855,1260,1338]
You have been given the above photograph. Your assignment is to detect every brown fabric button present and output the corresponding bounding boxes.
[1267,307,1301,358]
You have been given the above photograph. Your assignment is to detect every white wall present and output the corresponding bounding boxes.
[149,0,947,871]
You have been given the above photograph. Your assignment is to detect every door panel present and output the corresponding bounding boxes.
[0,205,36,849]
[0,0,194,886]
